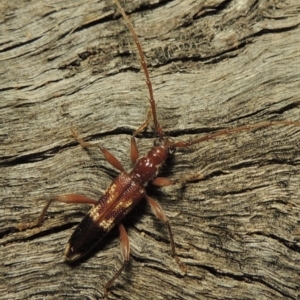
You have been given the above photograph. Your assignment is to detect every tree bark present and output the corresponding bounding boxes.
[1,0,300,299]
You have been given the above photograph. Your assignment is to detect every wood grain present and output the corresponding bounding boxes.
[1,0,300,299]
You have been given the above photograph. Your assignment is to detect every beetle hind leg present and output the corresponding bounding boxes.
[104,223,130,299]
[146,195,187,273]
[16,194,98,231]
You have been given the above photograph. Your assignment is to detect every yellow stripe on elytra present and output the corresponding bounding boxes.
[106,183,117,204]
[115,199,133,210]
[89,183,118,222]
[89,207,101,221]
[99,218,114,230]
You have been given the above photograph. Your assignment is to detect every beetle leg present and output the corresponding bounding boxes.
[151,177,174,186]
[132,106,152,137]
[152,173,206,186]
[177,173,205,184]
[98,145,125,172]
[17,194,98,231]
[146,195,187,273]
[130,137,139,164]
[104,223,130,299]
[71,127,125,172]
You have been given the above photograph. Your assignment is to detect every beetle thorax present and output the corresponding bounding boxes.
[130,144,169,185]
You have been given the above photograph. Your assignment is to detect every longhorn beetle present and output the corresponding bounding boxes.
[18,0,300,299]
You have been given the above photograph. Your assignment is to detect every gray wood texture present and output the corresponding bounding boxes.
[1,0,300,299]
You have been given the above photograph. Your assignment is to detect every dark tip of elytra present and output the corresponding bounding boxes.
[64,243,83,262]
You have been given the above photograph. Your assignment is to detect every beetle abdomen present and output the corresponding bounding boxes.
[64,172,145,261]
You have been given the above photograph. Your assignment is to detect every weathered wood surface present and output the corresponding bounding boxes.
[1,0,300,299]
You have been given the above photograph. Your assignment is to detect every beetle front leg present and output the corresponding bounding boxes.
[132,106,153,137]
[71,127,125,172]
[17,194,98,231]
[146,195,187,273]
[104,223,130,300]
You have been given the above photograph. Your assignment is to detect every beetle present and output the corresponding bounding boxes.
[17,0,300,299]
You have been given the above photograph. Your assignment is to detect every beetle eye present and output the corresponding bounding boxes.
[168,146,175,155]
